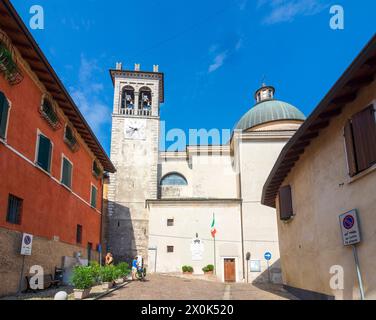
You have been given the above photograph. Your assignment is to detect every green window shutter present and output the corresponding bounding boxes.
[37,134,52,172]
[91,185,97,208]
[61,158,72,188]
[0,91,10,139]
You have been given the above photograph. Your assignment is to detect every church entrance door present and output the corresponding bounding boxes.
[224,258,236,282]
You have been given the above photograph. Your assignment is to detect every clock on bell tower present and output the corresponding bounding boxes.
[107,63,164,265]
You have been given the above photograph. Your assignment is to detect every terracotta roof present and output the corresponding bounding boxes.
[0,0,116,173]
[262,34,376,208]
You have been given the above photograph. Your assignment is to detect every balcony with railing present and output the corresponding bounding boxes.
[119,106,152,117]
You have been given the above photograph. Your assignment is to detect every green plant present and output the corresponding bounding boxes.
[202,264,215,273]
[71,266,94,290]
[89,261,101,284]
[0,43,23,84]
[100,265,118,283]
[116,262,131,277]
[182,265,194,273]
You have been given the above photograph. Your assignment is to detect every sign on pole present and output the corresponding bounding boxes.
[21,233,33,256]
[339,210,361,246]
[264,252,272,261]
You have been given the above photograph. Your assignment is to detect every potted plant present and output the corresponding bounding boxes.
[100,265,117,290]
[116,262,131,282]
[202,264,215,275]
[89,261,101,285]
[182,265,194,275]
[71,266,94,300]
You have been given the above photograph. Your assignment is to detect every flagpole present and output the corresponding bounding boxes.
[213,213,216,276]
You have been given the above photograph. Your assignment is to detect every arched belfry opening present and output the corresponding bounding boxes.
[138,86,152,115]
[121,86,135,114]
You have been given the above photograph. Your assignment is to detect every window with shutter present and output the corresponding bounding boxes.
[0,91,10,139]
[351,105,376,172]
[90,185,97,208]
[344,120,358,177]
[6,194,23,225]
[76,225,82,244]
[279,185,294,221]
[61,157,73,189]
[36,134,52,172]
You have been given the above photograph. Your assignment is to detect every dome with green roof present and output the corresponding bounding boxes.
[235,85,306,131]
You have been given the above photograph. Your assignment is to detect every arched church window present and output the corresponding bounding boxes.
[160,173,188,186]
[138,86,152,111]
[121,86,135,110]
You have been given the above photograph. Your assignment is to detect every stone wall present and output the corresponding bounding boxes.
[0,227,98,297]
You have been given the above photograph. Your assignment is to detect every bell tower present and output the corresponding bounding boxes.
[107,63,164,264]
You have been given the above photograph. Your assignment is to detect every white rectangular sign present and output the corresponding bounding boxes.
[20,233,33,256]
[339,210,361,246]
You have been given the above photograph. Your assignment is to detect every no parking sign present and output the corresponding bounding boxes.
[339,210,361,246]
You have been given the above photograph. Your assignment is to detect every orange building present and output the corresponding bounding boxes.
[0,0,115,296]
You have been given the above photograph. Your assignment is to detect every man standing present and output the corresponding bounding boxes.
[132,257,138,280]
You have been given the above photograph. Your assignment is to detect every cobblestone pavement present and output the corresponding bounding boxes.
[101,274,297,300]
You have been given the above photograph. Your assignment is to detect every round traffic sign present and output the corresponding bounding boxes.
[264,252,272,261]
[343,215,355,230]
[24,235,32,245]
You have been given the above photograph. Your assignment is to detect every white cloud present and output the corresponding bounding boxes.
[259,0,328,25]
[70,55,111,135]
[207,36,244,74]
[208,51,228,73]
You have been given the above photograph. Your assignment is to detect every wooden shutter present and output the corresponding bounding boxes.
[62,158,72,188]
[91,186,97,208]
[279,185,293,221]
[352,105,376,172]
[37,135,52,172]
[0,91,10,139]
[344,120,358,177]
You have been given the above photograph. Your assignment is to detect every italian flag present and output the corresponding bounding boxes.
[211,214,217,238]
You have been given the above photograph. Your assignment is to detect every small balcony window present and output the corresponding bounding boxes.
[64,125,78,152]
[40,97,60,130]
[92,160,103,179]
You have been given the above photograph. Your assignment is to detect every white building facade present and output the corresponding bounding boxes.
[107,65,305,283]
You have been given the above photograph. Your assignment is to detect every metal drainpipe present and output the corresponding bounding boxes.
[236,136,246,282]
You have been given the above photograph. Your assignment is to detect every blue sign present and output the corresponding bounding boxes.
[264,252,272,261]
[343,215,355,230]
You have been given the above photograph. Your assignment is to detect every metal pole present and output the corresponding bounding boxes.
[214,236,217,276]
[352,245,365,300]
[155,248,158,273]
[267,260,271,283]
[246,262,249,284]
[17,255,26,295]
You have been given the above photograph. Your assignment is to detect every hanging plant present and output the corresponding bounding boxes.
[0,42,24,85]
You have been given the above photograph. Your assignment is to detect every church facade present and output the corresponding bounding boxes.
[106,63,305,283]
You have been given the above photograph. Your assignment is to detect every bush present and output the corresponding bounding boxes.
[202,264,215,273]
[117,262,131,277]
[89,261,101,284]
[100,265,118,283]
[71,266,94,290]
[182,265,194,273]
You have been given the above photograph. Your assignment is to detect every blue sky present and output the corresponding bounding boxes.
[12,0,376,153]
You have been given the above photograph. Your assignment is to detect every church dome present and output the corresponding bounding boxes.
[235,85,306,131]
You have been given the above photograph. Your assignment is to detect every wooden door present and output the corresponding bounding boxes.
[224,259,236,282]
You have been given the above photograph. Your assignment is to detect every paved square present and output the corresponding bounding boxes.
[101,274,297,300]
